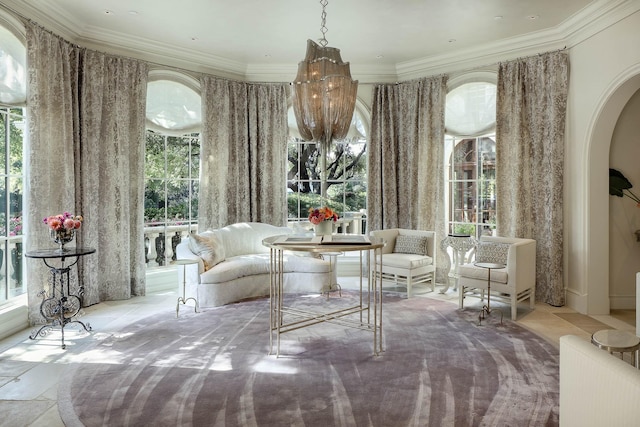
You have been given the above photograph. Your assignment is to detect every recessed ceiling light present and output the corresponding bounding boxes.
[264,54,272,58]
[190,37,198,41]
[104,10,114,15]
[376,54,384,59]
[128,11,138,16]
[448,39,457,43]
[527,15,539,20]
[494,15,503,20]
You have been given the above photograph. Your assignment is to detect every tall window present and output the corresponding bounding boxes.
[144,131,200,267]
[287,108,368,233]
[0,107,25,302]
[144,75,201,267]
[0,22,26,303]
[445,136,496,237]
[444,79,497,238]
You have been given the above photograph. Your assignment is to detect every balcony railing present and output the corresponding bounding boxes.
[144,223,198,268]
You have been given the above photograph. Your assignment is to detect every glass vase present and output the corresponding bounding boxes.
[50,228,75,253]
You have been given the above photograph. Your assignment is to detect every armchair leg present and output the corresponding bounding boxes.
[407,276,413,298]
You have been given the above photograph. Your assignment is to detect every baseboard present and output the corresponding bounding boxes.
[609,295,636,310]
[146,267,177,294]
[0,300,28,342]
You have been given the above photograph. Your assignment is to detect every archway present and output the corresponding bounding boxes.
[586,68,640,314]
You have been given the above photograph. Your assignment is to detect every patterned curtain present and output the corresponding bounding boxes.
[25,23,148,323]
[496,51,569,306]
[76,50,149,305]
[199,77,288,229]
[368,75,448,281]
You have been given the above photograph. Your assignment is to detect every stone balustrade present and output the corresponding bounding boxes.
[144,224,198,268]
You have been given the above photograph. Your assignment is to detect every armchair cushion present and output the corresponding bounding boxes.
[476,241,510,265]
[393,234,429,255]
[381,253,434,269]
[188,232,226,271]
[458,264,508,284]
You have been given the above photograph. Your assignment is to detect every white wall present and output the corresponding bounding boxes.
[566,8,640,314]
[609,88,640,309]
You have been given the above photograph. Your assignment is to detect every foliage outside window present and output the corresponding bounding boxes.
[286,137,367,232]
[445,136,496,237]
[144,130,200,266]
[0,107,25,302]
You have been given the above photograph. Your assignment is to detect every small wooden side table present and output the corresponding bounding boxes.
[591,329,640,368]
[175,259,199,317]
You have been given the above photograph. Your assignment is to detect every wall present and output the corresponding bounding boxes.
[609,88,640,309]
[566,7,640,314]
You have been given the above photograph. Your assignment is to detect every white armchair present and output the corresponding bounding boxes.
[458,236,536,320]
[369,229,436,298]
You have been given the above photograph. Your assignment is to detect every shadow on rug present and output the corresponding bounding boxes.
[58,293,558,426]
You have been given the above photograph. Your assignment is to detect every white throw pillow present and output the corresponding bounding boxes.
[188,232,226,271]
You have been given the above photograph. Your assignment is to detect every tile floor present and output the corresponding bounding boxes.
[0,277,636,427]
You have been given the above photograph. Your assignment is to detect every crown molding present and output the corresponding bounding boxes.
[395,0,639,81]
[77,26,247,80]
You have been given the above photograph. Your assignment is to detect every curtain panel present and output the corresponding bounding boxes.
[199,77,288,229]
[496,50,569,306]
[368,75,448,281]
[25,23,148,323]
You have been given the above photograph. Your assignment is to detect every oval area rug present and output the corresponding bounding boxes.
[58,293,559,426]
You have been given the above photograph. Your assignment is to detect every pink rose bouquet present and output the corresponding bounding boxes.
[43,212,83,231]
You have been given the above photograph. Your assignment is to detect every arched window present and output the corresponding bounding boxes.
[144,72,201,267]
[287,103,368,234]
[444,76,497,237]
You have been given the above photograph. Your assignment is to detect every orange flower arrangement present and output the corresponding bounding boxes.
[308,206,339,225]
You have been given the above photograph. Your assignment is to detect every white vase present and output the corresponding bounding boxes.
[314,220,333,236]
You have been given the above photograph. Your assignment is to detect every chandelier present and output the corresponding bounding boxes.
[292,0,358,145]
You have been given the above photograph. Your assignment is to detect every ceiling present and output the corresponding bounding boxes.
[0,0,614,81]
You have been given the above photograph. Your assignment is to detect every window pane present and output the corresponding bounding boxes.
[166,136,189,179]
[144,130,200,268]
[167,179,189,224]
[0,112,5,172]
[190,137,200,177]
[447,136,496,237]
[190,181,199,222]
[9,109,24,175]
[286,138,367,225]
[145,132,165,179]
[9,177,22,236]
[144,178,165,226]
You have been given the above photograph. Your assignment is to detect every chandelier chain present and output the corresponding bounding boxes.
[319,0,328,47]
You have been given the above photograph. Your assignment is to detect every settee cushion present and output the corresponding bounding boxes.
[476,241,510,265]
[393,235,429,255]
[200,253,330,283]
[188,232,226,271]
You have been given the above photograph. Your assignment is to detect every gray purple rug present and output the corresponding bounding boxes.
[58,293,559,426]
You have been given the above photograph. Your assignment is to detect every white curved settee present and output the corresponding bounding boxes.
[175,222,331,307]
